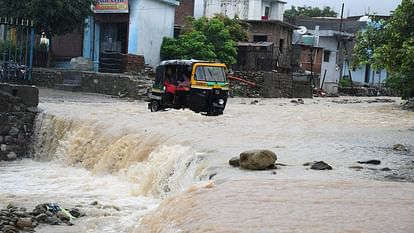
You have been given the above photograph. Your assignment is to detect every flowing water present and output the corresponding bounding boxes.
[1,89,414,232]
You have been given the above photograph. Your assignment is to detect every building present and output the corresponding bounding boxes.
[200,0,293,71]
[83,0,179,69]
[245,20,295,70]
[175,0,195,26]
[204,0,285,21]
[292,17,388,94]
[174,0,195,37]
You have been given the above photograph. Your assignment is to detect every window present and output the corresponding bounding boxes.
[264,7,270,17]
[253,35,267,42]
[323,50,331,62]
[195,66,226,82]
[279,39,284,53]
[195,67,206,81]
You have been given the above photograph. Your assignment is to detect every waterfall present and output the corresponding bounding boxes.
[31,112,210,198]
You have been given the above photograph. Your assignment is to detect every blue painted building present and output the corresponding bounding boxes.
[83,0,179,69]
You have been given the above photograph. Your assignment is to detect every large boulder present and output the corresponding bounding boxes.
[239,149,277,170]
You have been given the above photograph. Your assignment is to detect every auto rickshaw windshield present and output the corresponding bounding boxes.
[195,66,226,82]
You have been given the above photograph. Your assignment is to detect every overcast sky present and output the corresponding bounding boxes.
[285,0,402,16]
[194,0,402,18]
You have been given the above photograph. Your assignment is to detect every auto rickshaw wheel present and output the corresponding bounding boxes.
[150,100,161,112]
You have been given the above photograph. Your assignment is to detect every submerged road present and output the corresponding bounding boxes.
[1,88,413,232]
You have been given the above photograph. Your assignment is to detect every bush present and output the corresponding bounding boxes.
[339,79,352,88]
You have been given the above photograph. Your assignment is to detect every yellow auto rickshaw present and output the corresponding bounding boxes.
[148,60,229,115]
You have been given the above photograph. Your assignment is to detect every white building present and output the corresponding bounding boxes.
[203,0,285,21]
[294,17,388,94]
[83,0,179,69]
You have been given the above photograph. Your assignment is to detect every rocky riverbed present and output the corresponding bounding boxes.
[1,88,413,232]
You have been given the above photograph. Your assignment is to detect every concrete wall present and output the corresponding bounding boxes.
[204,0,249,19]
[27,68,152,100]
[0,84,38,161]
[203,0,284,20]
[84,0,177,68]
[342,62,388,86]
[130,0,176,67]
[319,37,340,94]
[263,71,292,98]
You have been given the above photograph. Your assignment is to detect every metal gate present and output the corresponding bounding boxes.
[0,17,35,81]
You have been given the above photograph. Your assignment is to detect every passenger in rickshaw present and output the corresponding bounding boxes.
[176,68,191,108]
[177,69,190,90]
[164,68,176,95]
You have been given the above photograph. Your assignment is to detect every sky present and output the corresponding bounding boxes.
[285,0,402,16]
[194,0,402,18]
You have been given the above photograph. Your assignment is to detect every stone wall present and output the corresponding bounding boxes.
[80,72,152,99]
[230,71,264,98]
[292,73,312,98]
[8,68,152,100]
[231,71,312,98]
[339,87,397,97]
[0,84,39,161]
[263,72,293,98]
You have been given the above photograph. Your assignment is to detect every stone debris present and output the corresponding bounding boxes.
[229,71,264,98]
[393,144,409,152]
[310,161,333,170]
[0,203,85,233]
[229,157,240,167]
[349,165,364,170]
[332,98,397,105]
[239,149,277,170]
[401,99,414,111]
[357,160,381,165]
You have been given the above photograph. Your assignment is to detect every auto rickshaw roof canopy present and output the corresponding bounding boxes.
[158,59,224,67]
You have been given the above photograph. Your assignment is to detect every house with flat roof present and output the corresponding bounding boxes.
[292,16,388,94]
[83,0,179,69]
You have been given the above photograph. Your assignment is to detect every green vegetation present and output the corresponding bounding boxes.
[0,0,94,36]
[353,0,414,98]
[160,16,248,65]
[284,5,338,18]
[339,79,352,88]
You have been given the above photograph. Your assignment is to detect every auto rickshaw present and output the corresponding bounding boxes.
[148,60,229,115]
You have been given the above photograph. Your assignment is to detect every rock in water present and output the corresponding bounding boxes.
[229,157,240,167]
[16,218,33,229]
[310,161,332,170]
[56,211,70,222]
[393,144,408,152]
[69,208,81,218]
[239,149,277,170]
[358,160,381,165]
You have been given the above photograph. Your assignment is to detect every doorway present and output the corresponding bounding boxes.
[100,23,128,54]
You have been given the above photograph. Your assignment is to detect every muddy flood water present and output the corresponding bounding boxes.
[1,88,414,233]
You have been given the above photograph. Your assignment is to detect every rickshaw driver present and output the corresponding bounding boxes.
[176,69,191,108]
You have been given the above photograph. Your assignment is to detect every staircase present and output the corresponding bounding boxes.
[54,72,82,92]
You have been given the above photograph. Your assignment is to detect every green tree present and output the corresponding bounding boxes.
[0,0,94,36]
[353,0,414,98]
[353,19,386,70]
[161,16,246,65]
[284,5,338,18]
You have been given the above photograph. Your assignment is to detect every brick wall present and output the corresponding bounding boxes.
[175,0,194,26]
[247,21,293,69]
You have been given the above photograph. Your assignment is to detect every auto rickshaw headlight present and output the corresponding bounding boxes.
[218,99,225,105]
